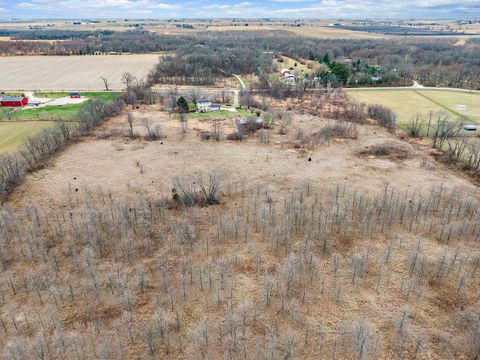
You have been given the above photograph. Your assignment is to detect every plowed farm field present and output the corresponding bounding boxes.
[0,54,160,91]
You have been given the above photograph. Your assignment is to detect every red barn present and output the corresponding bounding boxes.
[0,96,29,107]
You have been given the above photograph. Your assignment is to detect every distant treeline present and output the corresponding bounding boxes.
[1,29,479,89]
[334,25,475,36]
[0,29,115,40]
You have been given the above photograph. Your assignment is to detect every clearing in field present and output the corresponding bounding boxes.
[273,56,319,77]
[0,121,54,154]
[347,89,480,127]
[0,54,160,91]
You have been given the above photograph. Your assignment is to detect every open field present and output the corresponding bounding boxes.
[0,54,159,91]
[273,56,318,76]
[347,89,480,127]
[0,121,54,153]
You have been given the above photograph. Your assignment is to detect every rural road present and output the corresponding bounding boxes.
[345,85,480,94]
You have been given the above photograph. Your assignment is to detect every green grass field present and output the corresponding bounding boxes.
[33,92,121,101]
[347,89,480,128]
[0,91,120,153]
[0,121,55,154]
[178,107,255,120]
[274,56,312,74]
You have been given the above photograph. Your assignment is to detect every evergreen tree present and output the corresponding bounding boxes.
[176,96,189,113]
[329,61,350,84]
[322,53,330,65]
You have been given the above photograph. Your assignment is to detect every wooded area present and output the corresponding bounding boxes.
[1,30,479,89]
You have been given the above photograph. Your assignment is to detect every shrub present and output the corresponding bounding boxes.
[258,129,271,143]
[343,102,367,124]
[227,130,245,141]
[406,116,425,138]
[200,131,212,141]
[360,142,411,159]
[315,122,358,141]
[172,172,224,207]
[368,104,397,132]
[238,119,262,134]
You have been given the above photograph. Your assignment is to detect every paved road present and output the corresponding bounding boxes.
[152,83,480,95]
[345,86,480,94]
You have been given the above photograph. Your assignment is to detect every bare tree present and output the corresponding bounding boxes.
[100,76,110,91]
[140,118,163,141]
[271,109,292,135]
[127,113,135,138]
[121,72,136,90]
[186,88,207,104]
[179,112,188,138]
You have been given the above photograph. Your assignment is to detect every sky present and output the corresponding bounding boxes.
[0,0,479,20]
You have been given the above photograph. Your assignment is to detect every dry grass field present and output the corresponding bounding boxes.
[0,121,54,154]
[0,54,160,91]
[291,25,386,39]
[1,90,479,359]
[205,24,386,39]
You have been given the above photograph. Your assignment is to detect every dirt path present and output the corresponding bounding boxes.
[233,74,246,89]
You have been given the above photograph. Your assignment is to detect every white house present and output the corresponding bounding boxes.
[282,76,296,85]
[197,100,212,113]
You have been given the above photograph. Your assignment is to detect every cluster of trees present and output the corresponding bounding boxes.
[0,180,479,358]
[147,46,271,86]
[406,111,480,174]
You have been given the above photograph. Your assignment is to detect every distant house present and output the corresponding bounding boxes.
[197,100,213,113]
[371,76,382,82]
[282,77,296,85]
[0,96,28,107]
[280,68,296,84]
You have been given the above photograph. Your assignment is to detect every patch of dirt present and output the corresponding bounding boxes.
[9,106,475,211]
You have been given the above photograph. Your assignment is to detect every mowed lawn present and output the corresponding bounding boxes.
[347,89,480,127]
[0,121,55,154]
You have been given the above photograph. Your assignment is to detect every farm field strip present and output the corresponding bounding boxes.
[0,54,160,91]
